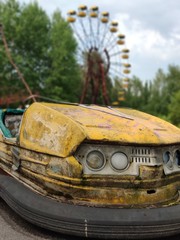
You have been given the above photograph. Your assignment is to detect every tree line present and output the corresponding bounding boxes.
[0,0,179,127]
[118,66,180,127]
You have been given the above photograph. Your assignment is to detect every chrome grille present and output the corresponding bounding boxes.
[131,148,151,163]
[132,148,151,155]
[131,157,151,163]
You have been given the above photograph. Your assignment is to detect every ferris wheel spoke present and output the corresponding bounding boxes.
[108,33,125,49]
[72,23,89,50]
[98,19,106,49]
[110,65,130,77]
[78,18,92,49]
[110,62,124,67]
[105,43,116,53]
[99,23,109,51]
[109,50,124,58]
[106,36,117,49]
[76,46,85,55]
[97,15,101,48]
[103,23,118,51]
[103,33,114,51]
[106,38,122,52]
[109,66,125,77]
[98,23,105,42]
[88,15,96,47]
[112,64,120,73]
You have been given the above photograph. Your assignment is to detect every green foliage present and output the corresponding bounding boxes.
[111,65,180,127]
[168,91,180,127]
[146,65,180,124]
[124,76,145,109]
[45,10,81,101]
[0,0,81,102]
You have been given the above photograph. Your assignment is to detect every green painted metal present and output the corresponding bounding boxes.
[0,109,24,138]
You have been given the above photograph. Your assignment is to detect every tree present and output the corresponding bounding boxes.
[145,65,180,119]
[15,1,50,91]
[0,0,22,97]
[110,76,151,110]
[0,0,81,104]
[168,91,180,127]
[144,69,167,116]
[121,76,145,109]
[45,10,81,101]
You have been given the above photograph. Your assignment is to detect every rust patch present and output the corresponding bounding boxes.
[139,165,164,180]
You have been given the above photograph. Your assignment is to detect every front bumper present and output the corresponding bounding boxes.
[0,172,180,239]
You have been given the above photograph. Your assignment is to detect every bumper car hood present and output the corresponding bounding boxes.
[19,102,180,157]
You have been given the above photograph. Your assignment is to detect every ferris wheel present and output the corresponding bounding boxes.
[67,5,131,105]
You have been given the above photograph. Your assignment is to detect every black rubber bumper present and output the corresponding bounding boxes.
[0,174,180,239]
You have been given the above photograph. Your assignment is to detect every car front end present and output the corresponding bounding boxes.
[0,102,180,238]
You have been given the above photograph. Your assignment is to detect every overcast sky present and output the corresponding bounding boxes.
[18,0,180,82]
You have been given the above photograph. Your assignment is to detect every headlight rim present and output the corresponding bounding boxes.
[163,151,173,170]
[85,149,106,171]
[110,151,130,172]
[175,149,180,168]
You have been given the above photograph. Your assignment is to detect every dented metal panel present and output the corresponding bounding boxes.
[19,103,87,157]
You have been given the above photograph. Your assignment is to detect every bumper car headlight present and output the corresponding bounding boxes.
[110,152,129,171]
[86,150,105,171]
[163,151,173,169]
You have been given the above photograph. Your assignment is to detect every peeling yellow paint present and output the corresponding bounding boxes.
[19,103,87,157]
[47,156,82,178]
[38,103,180,145]
[20,167,179,206]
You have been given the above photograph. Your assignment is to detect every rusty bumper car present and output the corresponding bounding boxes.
[0,102,180,239]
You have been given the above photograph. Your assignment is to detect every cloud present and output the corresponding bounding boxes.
[113,10,180,79]
[171,27,180,41]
